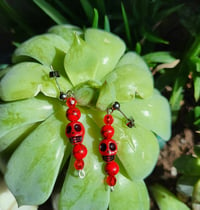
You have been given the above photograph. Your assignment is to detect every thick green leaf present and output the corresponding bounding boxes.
[12,34,70,69]
[110,176,149,210]
[0,123,36,152]
[150,184,190,210]
[174,155,200,175]
[59,111,109,210]
[0,176,38,210]
[64,34,100,86]
[96,81,116,110]
[85,28,126,80]
[121,90,171,140]
[48,24,82,43]
[5,109,67,205]
[0,62,71,100]
[114,120,159,180]
[0,95,53,139]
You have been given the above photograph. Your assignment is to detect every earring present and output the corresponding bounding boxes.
[99,102,134,190]
[49,67,87,179]
[65,95,87,178]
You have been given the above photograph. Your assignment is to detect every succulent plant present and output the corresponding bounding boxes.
[0,24,171,209]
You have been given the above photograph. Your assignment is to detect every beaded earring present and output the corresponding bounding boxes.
[99,102,134,190]
[49,67,87,178]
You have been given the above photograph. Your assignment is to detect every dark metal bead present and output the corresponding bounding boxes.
[126,119,135,128]
[49,71,60,78]
[112,102,120,110]
[59,92,67,100]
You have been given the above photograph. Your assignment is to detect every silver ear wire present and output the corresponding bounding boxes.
[111,101,135,128]
[49,66,68,100]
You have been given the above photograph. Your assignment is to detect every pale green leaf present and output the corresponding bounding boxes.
[114,121,159,180]
[150,184,190,210]
[0,62,72,101]
[97,58,153,104]
[121,90,171,140]
[47,24,82,43]
[5,110,68,205]
[0,95,53,139]
[110,176,149,210]
[0,123,37,152]
[85,28,126,81]
[12,34,71,69]
[64,34,100,86]
[96,81,116,110]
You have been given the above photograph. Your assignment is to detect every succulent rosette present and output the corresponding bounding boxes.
[0,25,171,209]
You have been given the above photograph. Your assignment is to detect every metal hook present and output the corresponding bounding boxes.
[111,101,135,128]
[79,169,85,179]
[49,66,68,100]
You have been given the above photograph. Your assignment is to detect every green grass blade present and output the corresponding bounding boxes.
[53,0,81,23]
[0,0,33,35]
[33,0,68,24]
[92,8,99,28]
[121,2,132,47]
[95,0,106,14]
[80,0,94,23]
[104,15,110,32]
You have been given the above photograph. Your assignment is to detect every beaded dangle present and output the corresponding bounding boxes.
[49,67,87,178]
[99,102,134,190]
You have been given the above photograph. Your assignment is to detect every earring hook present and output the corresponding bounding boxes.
[111,101,135,128]
[49,66,70,100]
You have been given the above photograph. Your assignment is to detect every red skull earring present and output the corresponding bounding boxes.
[99,102,134,190]
[49,67,87,178]
[65,96,87,178]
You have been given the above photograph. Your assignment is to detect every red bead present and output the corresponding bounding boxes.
[66,107,81,121]
[105,161,119,176]
[74,159,84,170]
[73,144,87,160]
[101,124,114,138]
[104,114,114,124]
[106,175,117,186]
[66,97,77,108]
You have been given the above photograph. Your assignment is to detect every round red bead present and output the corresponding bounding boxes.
[66,107,81,121]
[74,159,84,170]
[101,124,114,138]
[66,97,77,108]
[73,144,87,160]
[106,175,117,186]
[105,161,119,176]
[104,114,114,124]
